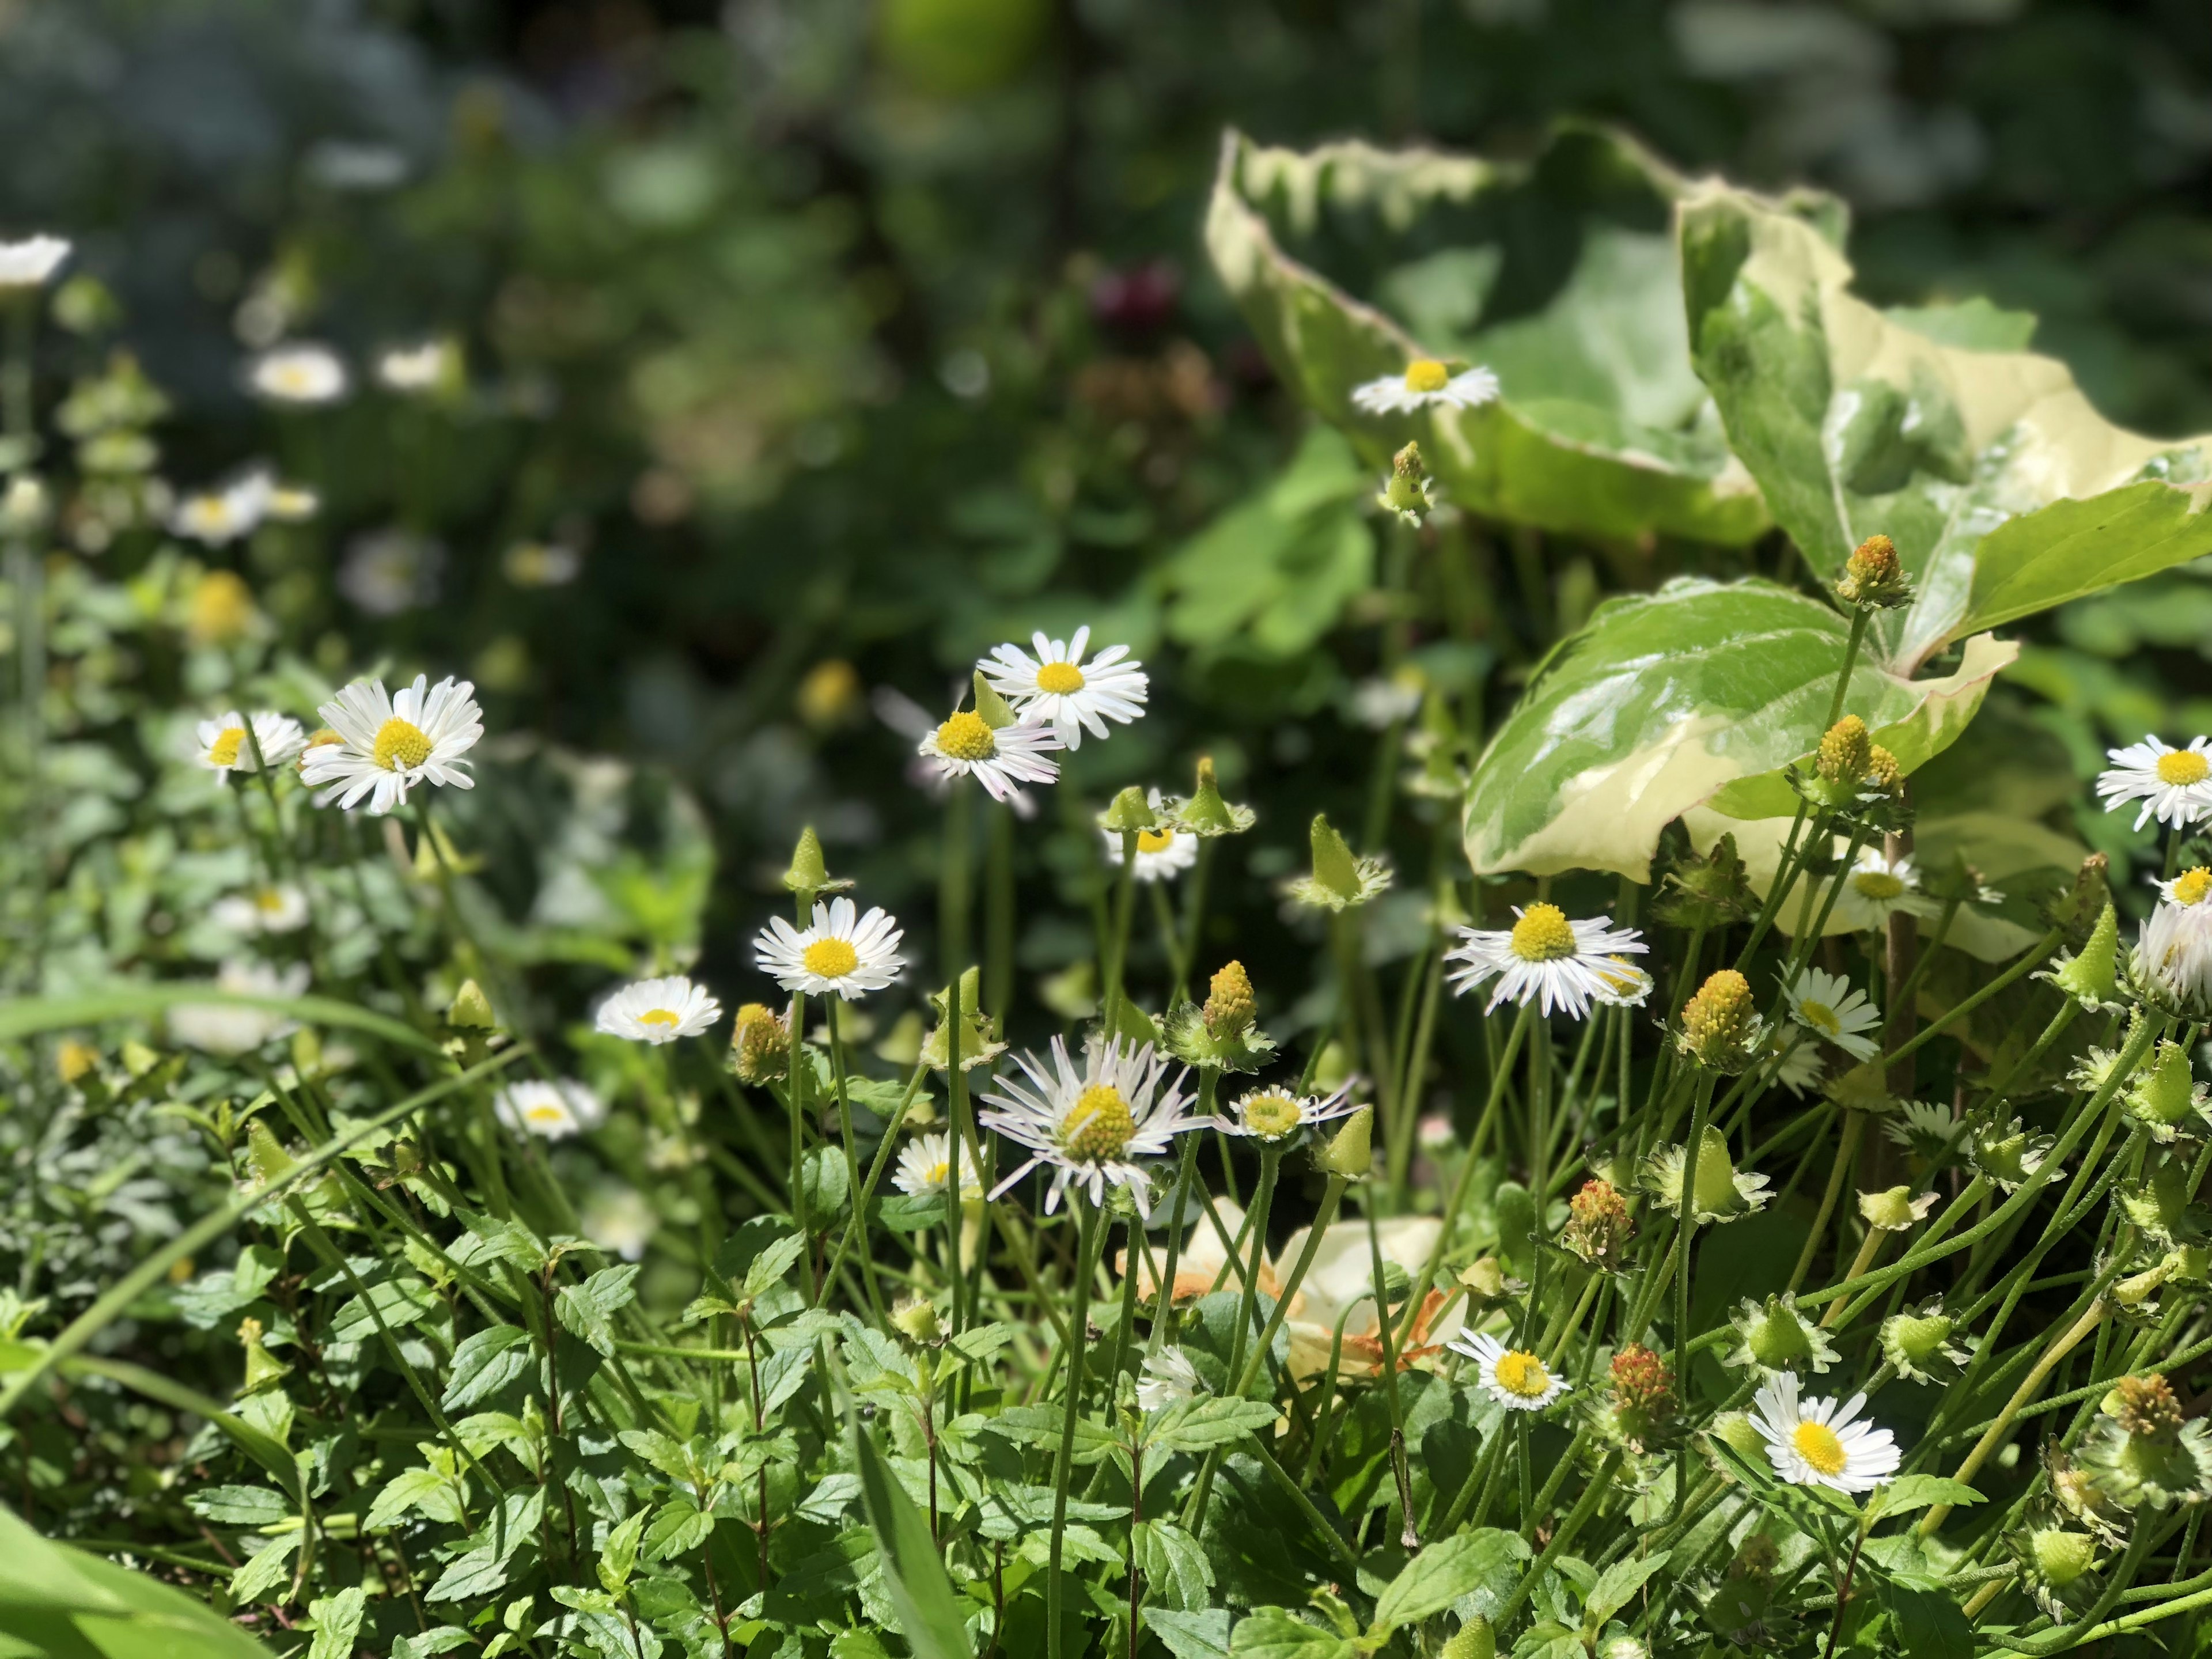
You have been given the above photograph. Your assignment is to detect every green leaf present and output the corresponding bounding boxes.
[555,1264,641,1357]
[618,1429,696,1483]
[307,1586,367,1659]
[1228,1608,1357,1659]
[1882,1582,1975,1659]
[642,1498,714,1563]
[1145,1607,1233,1659]
[0,1504,274,1658]
[986,1404,1118,1462]
[1145,1396,1281,1455]
[228,1534,301,1605]
[1584,1550,1670,1626]
[442,1324,532,1411]
[1205,125,1823,545]
[1370,1527,1531,1635]
[328,1273,438,1344]
[1681,183,2212,674]
[1135,1519,1216,1612]
[742,1230,808,1298]
[1884,298,2037,353]
[1870,1475,1986,1521]
[599,1510,650,1596]
[853,1425,975,1659]
[187,1485,291,1528]
[365,1466,465,1531]
[1463,577,2010,878]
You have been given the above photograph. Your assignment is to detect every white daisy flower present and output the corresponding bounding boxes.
[979,626,1148,749]
[1100,788,1198,882]
[503,541,582,588]
[194,711,306,781]
[1350,358,1501,415]
[754,897,906,1002]
[916,706,1062,802]
[1450,1331,1570,1411]
[1444,902,1647,1020]
[979,1033,1203,1215]
[1593,956,1655,1009]
[262,477,320,521]
[2156,866,2212,908]
[1770,1036,1824,1097]
[595,975,722,1044]
[2099,735,2212,831]
[893,1131,984,1199]
[1349,669,1426,730]
[171,471,272,547]
[2138,896,2212,1012]
[338,528,443,616]
[1214,1082,1362,1145]
[1782,967,1883,1062]
[1886,1099,1965,1161]
[248,342,350,406]
[1830,846,1936,933]
[581,1185,658,1260]
[492,1078,607,1141]
[1137,1346,1205,1412]
[0,235,71,288]
[1751,1373,1900,1493]
[211,884,310,935]
[376,339,459,393]
[169,959,310,1055]
[301,674,482,815]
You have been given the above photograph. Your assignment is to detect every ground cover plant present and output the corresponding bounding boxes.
[13,14,2212,1659]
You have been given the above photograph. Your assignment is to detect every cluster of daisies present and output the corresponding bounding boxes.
[2101,735,2212,1010]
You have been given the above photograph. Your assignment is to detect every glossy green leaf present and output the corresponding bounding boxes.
[1681,184,2212,673]
[441,1324,532,1412]
[1370,1527,1529,1635]
[853,1423,974,1659]
[1463,577,2011,878]
[1584,1549,1670,1626]
[1205,125,1836,544]
[1227,1608,1357,1659]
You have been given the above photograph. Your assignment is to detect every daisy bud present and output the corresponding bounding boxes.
[2052,851,2110,930]
[1170,756,1255,838]
[1881,1302,1965,1383]
[1203,960,1256,1038]
[239,1316,290,1394]
[2126,1040,2210,1139]
[448,978,496,1029]
[2048,902,2120,1010]
[1970,1115,2058,1191]
[1597,1638,1648,1659]
[54,1039,97,1085]
[1865,743,1902,796]
[1563,1178,1634,1268]
[1459,1256,1509,1299]
[1858,1185,1936,1233]
[1320,1104,1374,1179]
[730,1002,791,1085]
[1101,785,1159,835]
[1711,1411,1766,1463]
[1816,715,1872,785]
[1654,833,1753,929]
[1441,1615,1494,1659]
[2027,1528,2098,1589]
[1728,1291,1836,1376]
[2109,1374,2184,1437]
[2167,1243,2212,1284]
[1611,1343,1674,1417]
[1836,532,1910,608]
[1679,968,1759,1071]
[1289,813,1390,911]
[922,967,1005,1072]
[1376,440,1435,525]
[891,1294,944,1346]
[782,825,830,898]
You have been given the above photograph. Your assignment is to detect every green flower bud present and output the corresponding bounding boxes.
[1441,1615,1494,1659]
[1286,813,1389,911]
[782,825,830,897]
[1679,969,1760,1072]
[1169,756,1255,838]
[1204,961,1256,1038]
[1711,1411,1766,1463]
[2048,903,2120,1009]
[1102,786,1160,835]
[238,1317,290,1395]
[2028,1528,2098,1588]
[1320,1105,1374,1180]
[448,978,496,1029]
[1816,715,1873,785]
[1835,532,1910,608]
[1858,1185,1936,1233]
[891,1295,943,1346]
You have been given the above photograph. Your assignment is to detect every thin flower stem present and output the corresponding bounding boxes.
[985,797,1015,1018]
[1671,1071,1717,1514]
[1788,1110,1866,1294]
[1046,1202,1104,1659]
[823,1001,884,1321]
[1499,1450,1626,1623]
[1237,1175,1346,1396]
[1172,837,1217,1004]
[1103,828,1139,1032]
[1142,1133,1203,1363]
[821,1062,927,1296]
[1819,1220,1885,1330]
[1223,1147,1281,1389]
[941,778,973,987]
[1884,927,2065,1069]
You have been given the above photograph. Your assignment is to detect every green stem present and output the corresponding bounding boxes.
[1046,1202,1104,1659]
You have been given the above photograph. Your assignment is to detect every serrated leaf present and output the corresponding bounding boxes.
[1462,576,2009,878]
[986,1404,1119,1463]
[1205,126,1808,546]
[1681,182,2212,675]
[555,1264,641,1358]
[365,1466,465,1532]
[228,1533,300,1604]
[1371,1527,1531,1635]
[742,1231,808,1299]
[853,1425,974,1659]
[1882,1581,1975,1659]
[1585,1550,1669,1626]
[328,1273,438,1344]
[1136,1519,1215,1612]
[1228,1608,1357,1659]
[1871,1475,1985,1520]
[618,1429,695,1484]
[308,1585,367,1659]
[1147,1607,1234,1659]
[1145,1396,1281,1455]
[442,1324,531,1411]
[642,1498,714,1563]
[187,1484,291,1528]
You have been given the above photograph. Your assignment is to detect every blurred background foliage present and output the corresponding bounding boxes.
[5,0,2212,1012]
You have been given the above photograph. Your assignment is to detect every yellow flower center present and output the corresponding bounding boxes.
[1063,1084,1136,1162]
[373,716,434,771]
[1035,661,1085,694]
[2175,867,2212,907]
[1240,1091,1304,1141]
[1137,827,1175,855]
[1493,1350,1553,1399]
[1509,902,1577,963]
[1800,999,1842,1038]
[639,1009,682,1029]
[2158,749,2210,786]
[1852,870,1904,900]
[1791,1420,1848,1476]
[253,888,287,912]
[207,726,247,767]
[1597,956,1645,994]
[802,938,860,978]
[1403,358,1450,393]
[926,1160,950,1187]
[525,1102,570,1126]
[935,710,997,763]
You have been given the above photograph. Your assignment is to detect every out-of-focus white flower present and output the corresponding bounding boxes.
[2099,735,2212,832]
[302,675,482,815]
[169,960,310,1055]
[1100,787,1199,882]
[2139,896,2212,1012]
[171,472,272,547]
[247,342,350,406]
[893,1131,984,1199]
[502,541,582,588]
[1349,669,1426,730]
[194,711,306,782]
[1829,847,1937,933]
[582,1184,657,1259]
[1446,903,1647,1020]
[376,338,460,393]
[595,975,722,1045]
[493,1079,607,1142]
[0,236,71,288]
[212,884,310,935]
[755,897,906,1001]
[979,626,1148,749]
[1351,358,1499,415]
[338,528,444,616]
